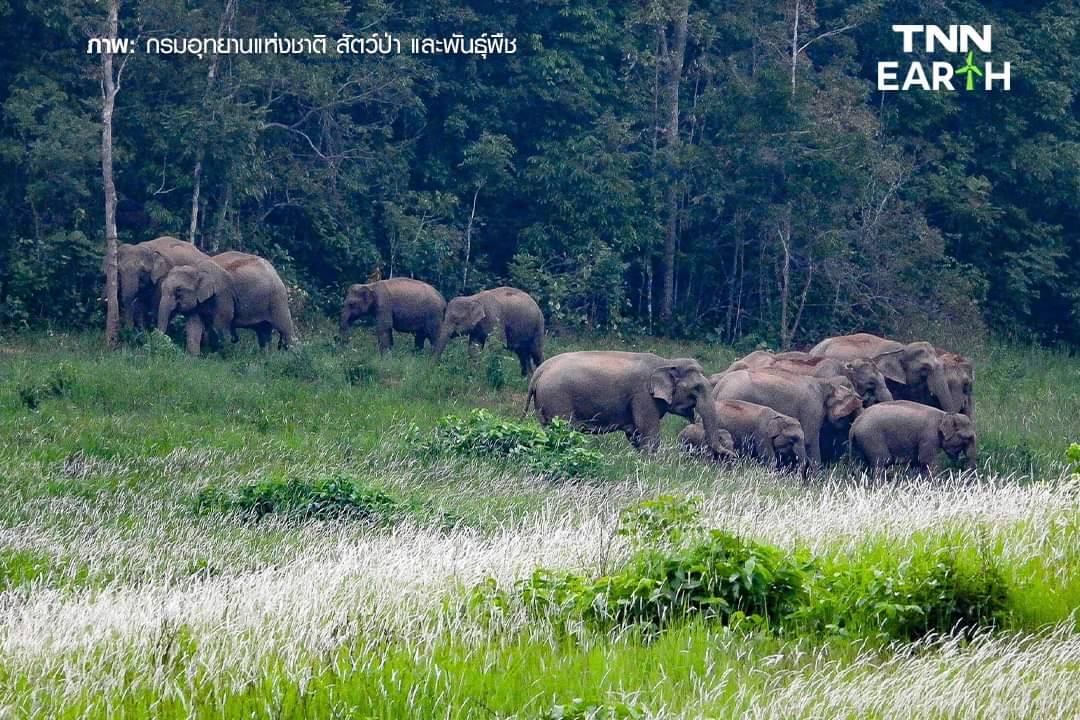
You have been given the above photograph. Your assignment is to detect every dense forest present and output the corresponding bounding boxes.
[0,0,1075,347]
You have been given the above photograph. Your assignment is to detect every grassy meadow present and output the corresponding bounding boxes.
[0,324,1079,718]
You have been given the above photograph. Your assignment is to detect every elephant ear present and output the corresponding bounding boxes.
[466,301,487,328]
[765,415,786,441]
[195,267,221,303]
[872,349,906,384]
[938,414,961,444]
[648,366,677,404]
[149,253,172,283]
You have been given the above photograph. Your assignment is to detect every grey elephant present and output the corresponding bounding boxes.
[340,278,445,354]
[723,350,892,408]
[117,236,209,328]
[712,369,863,468]
[433,287,545,376]
[524,351,734,457]
[927,349,974,420]
[157,252,295,355]
[849,400,977,472]
[679,399,807,474]
[809,333,961,413]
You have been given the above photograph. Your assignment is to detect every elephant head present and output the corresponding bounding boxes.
[766,414,806,460]
[649,359,734,459]
[939,412,977,469]
[339,284,379,336]
[432,296,485,359]
[157,262,233,334]
[822,377,864,428]
[117,245,171,316]
[874,341,959,413]
[843,358,893,406]
[938,350,974,420]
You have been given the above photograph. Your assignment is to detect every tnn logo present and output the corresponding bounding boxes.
[878,25,1012,92]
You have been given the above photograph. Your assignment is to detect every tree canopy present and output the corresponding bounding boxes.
[0,0,1076,347]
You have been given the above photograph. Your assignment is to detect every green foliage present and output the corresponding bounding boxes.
[1069,443,1080,478]
[17,362,75,409]
[411,409,606,480]
[798,547,1010,642]
[194,473,413,523]
[484,352,508,391]
[536,698,645,720]
[617,495,702,549]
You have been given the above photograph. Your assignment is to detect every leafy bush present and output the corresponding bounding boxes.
[796,546,1010,641]
[17,362,76,409]
[194,473,414,523]
[484,352,508,390]
[143,329,185,357]
[1069,443,1080,478]
[411,409,605,480]
[505,498,809,632]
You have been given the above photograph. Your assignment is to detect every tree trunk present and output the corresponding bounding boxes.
[462,183,481,292]
[100,0,121,348]
[658,0,689,327]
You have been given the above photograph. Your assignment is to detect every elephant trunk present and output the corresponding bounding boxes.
[157,295,176,333]
[965,439,978,471]
[696,398,733,460]
[876,380,894,404]
[432,327,453,360]
[928,371,960,414]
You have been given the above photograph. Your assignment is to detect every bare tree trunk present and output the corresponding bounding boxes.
[462,183,481,292]
[658,0,690,327]
[790,0,801,98]
[100,0,121,348]
[778,220,791,349]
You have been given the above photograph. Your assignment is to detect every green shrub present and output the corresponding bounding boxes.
[411,409,605,480]
[144,329,185,357]
[536,698,646,720]
[194,473,414,523]
[506,498,809,632]
[17,362,76,409]
[1069,443,1080,478]
[797,546,1010,641]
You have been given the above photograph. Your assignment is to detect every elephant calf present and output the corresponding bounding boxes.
[849,400,977,472]
[117,236,209,329]
[340,278,445,354]
[712,369,863,469]
[679,399,807,475]
[433,287,545,376]
[526,351,734,457]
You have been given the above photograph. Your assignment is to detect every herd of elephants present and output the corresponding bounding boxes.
[119,236,978,476]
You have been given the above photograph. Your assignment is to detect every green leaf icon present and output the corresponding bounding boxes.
[955,50,984,91]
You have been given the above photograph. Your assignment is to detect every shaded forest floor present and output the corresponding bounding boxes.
[0,326,1078,718]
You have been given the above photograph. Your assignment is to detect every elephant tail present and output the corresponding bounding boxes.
[522,385,535,419]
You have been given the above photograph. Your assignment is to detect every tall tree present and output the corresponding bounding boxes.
[99,0,123,347]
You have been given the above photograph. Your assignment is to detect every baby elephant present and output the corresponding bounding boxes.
[849,400,976,473]
[679,399,807,475]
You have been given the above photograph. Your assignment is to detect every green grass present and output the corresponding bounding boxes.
[0,327,1078,718]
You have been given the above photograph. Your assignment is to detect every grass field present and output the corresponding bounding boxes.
[0,325,1078,718]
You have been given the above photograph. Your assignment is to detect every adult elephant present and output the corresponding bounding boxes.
[524,351,733,457]
[679,399,807,475]
[809,333,960,414]
[931,349,975,420]
[432,287,544,376]
[339,278,445,354]
[722,351,892,408]
[712,369,863,468]
[850,401,977,472]
[117,236,209,328]
[156,252,295,355]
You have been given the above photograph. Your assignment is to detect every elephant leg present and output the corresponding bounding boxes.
[256,325,273,351]
[630,395,662,453]
[516,349,530,377]
[184,316,205,356]
[376,326,392,354]
[803,419,823,469]
[414,333,426,352]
